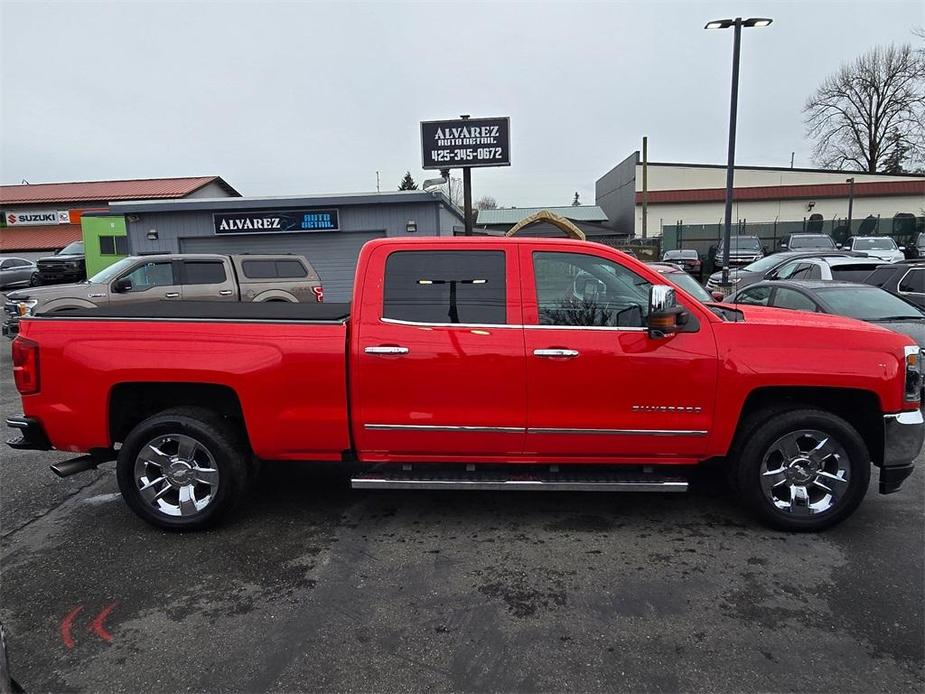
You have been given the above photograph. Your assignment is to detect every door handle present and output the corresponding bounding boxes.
[219,289,233,296]
[164,292,180,298]
[533,348,579,358]
[365,346,409,355]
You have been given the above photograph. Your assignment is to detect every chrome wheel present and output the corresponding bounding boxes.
[133,434,220,517]
[759,429,850,516]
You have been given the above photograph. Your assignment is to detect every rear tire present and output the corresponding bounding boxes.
[734,408,870,532]
[116,407,250,530]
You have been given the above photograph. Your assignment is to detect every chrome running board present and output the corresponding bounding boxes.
[351,468,688,493]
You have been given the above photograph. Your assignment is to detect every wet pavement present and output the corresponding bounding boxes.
[1,346,923,693]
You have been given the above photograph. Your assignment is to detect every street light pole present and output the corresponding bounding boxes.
[720,19,743,287]
[705,16,772,289]
[846,177,855,236]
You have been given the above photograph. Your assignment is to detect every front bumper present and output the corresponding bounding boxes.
[880,410,924,493]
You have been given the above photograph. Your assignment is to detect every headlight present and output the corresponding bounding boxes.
[904,345,921,403]
[16,300,38,316]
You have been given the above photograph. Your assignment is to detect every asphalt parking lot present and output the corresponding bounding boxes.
[1,344,923,693]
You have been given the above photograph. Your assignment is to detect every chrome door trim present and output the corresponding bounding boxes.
[364,424,706,437]
[528,427,708,437]
[364,346,410,355]
[364,424,524,433]
[380,317,647,332]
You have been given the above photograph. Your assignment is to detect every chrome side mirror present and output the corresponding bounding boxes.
[648,285,684,338]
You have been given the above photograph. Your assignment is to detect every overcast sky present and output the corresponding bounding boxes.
[1,0,922,207]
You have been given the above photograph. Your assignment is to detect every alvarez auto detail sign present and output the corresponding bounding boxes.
[213,209,339,234]
[420,117,511,169]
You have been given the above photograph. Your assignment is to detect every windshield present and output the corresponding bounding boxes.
[790,235,835,249]
[817,287,923,321]
[88,257,138,283]
[853,238,897,251]
[720,237,761,250]
[742,254,789,273]
[57,241,84,255]
[660,271,712,302]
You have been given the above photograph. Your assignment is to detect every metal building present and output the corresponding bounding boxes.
[112,191,464,302]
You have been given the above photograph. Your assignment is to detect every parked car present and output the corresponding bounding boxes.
[4,253,322,336]
[704,250,861,295]
[712,235,764,266]
[777,233,837,252]
[861,260,925,309]
[660,249,702,277]
[729,279,924,357]
[0,257,36,289]
[648,262,713,303]
[764,255,884,282]
[7,237,922,533]
[841,236,905,263]
[33,241,86,285]
[913,232,925,259]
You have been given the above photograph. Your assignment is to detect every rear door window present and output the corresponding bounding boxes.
[383,250,506,324]
[181,261,227,285]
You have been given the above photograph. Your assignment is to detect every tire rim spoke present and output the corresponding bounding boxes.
[760,428,851,516]
[134,433,220,518]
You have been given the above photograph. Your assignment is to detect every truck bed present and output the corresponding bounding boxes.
[18,305,352,460]
[35,301,351,322]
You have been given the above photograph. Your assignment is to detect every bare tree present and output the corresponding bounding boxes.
[445,176,464,208]
[476,195,498,210]
[803,43,925,173]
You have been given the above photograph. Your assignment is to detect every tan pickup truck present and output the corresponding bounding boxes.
[4,253,322,336]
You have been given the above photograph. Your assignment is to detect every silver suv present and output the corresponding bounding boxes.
[4,253,322,336]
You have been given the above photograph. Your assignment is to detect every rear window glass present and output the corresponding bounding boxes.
[182,261,227,285]
[861,267,898,287]
[383,250,506,324]
[831,265,883,282]
[789,236,835,249]
[242,259,308,279]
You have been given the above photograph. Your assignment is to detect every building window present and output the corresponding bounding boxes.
[383,250,507,324]
[99,235,129,255]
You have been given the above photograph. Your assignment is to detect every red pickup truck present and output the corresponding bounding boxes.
[7,237,923,532]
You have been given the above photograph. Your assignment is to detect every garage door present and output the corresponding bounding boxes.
[179,231,385,302]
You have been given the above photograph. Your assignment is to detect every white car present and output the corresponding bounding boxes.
[765,255,885,282]
[842,236,906,263]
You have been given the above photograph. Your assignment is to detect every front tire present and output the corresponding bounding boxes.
[734,408,871,532]
[116,407,250,530]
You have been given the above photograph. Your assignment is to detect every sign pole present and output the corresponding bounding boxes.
[463,168,473,236]
[460,114,473,236]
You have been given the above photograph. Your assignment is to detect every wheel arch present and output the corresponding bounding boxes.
[732,386,884,466]
[109,382,250,450]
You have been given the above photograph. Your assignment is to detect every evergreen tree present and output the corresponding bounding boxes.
[398,172,418,190]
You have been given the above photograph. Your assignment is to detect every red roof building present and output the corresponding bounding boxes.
[0,176,240,253]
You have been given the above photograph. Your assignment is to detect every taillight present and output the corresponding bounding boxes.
[311,286,324,303]
[11,336,39,395]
